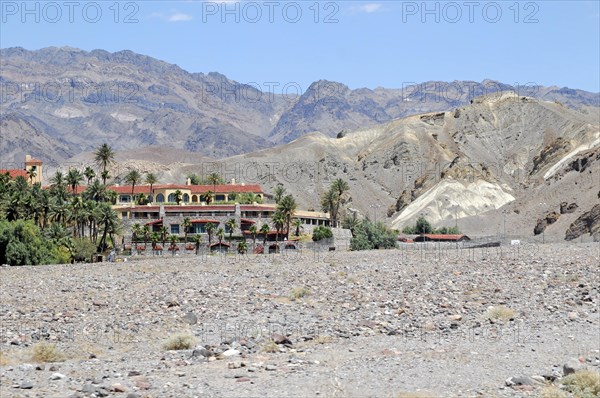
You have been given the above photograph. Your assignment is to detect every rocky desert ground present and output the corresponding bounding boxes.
[1,243,599,398]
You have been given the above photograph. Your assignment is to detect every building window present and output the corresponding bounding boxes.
[147,195,153,203]
[183,194,190,203]
[171,224,180,234]
[121,212,128,218]
[215,194,225,202]
[156,194,165,203]
[120,195,131,203]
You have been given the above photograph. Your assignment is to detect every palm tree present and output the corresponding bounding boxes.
[273,184,286,204]
[106,190,118,205]
[205,222,216,247]
[169,235,179,256]
[145,172,158,202]
[259,223,270,245]
[160,225,168,249]
[26,165,37,184]
[225,218,236,243]
[66,168,84,194]
[150,232,159,252]
[136,193,147,205]
[321,188,337,226]
[100,170,111,185]
[85,179,106,203]
[84,166,96,185]
[277,194,297,239]
[141,225,150,250]
[124,169,142,203]
[132,223,141,244]
[331,179,350,226]
[94,144,115,184]
[248,224,258,252]
[292,218,303,237]
[203,191,213,205]
[237,241,247,254]
[174,189,183,205]
[207,172,221,198]
[271,211,285,242]
[96,203,119,253]
[193,234,203,255]
[342,212,360,237]
[216,227,225,244]
[183,217,192,243]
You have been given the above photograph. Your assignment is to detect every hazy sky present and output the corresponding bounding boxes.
[1,1,599,92]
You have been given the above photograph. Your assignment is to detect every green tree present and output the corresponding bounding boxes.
[271,211,285,242]
[273,184,286,205]
[312,226,333,242]
[95,203,120,253]
[207,172,221,198]
[26,165,37,185]
[259,223,270,245]
[174,190,183,205]
[145,172,158,201]
[248,224,258,251]
[237,240,247,254]
[350,220,397,251]
[84,166,96,185]
[206,222,216,246]
[94,144,115,184]
[160,225,169,249]
[124,169,142,202]
[187,173,201,185]
[216,227,225,244]
[0,220,54,265]
[193,234,203,255]
[183,217,192,243]
[225,218,236,243]
[169,235,179,255]
[66,168,84,194]
[342,213,360,237]
[277,194,297,239]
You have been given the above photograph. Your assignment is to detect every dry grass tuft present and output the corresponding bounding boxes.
[32,342,65,363]
[396,391,438,398]
[484,305,516,321]
[538,385,567,398]
[260,340,280,353]
[162,334,196,350]
[290,286,310,300]
[313,335,334,344]
[562,369,600,398]
[0,351,10,366]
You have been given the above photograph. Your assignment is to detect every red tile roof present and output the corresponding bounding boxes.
[190,219,220,224]
[145,220,163,226]
[210,242,231,247]
[420,234,467,241]
[240,219,256,224]
[69,184,263,195]
[25,158,43,165]
[0,169,28,179]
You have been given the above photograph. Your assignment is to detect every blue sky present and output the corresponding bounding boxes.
[1,1,599,92]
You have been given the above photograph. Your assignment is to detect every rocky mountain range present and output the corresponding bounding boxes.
[1,47,599,240]
[1,47,599,167]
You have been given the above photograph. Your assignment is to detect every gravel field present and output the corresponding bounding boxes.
[1,243,599,398]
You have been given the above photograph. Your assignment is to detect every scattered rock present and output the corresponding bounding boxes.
[563,358,583,375]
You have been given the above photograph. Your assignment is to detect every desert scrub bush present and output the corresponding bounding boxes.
[484,305,516,321]
[163,334,196,350]
[32,342,65,362]
[562,369,600,398]
[290,286,310,300]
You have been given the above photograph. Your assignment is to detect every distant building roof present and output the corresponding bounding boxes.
[25,158,43,165]
[414,234,470,242]
[210,242,231,248]
[190,219,220,224]
[69,184,263,195]
[0,169,28,179]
